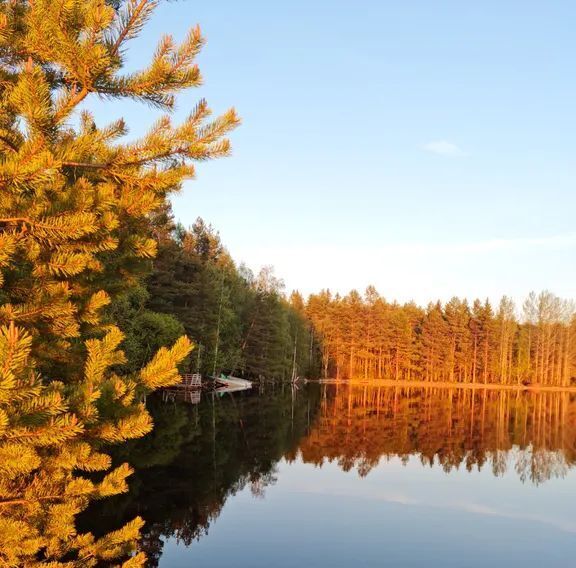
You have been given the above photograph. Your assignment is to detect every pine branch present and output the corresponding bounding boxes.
[0,1,239,563]
[0,217,30,224]
[53,85,89,124]
[110,0,158,57]
[0,134,18,153]
[0,495,66,507]
[61,161,108,169]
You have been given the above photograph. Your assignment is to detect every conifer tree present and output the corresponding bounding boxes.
[0,1,238,565]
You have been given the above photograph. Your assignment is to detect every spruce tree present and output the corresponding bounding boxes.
[0,1,238,565]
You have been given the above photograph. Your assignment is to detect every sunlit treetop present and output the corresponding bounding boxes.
[0,0,239,356]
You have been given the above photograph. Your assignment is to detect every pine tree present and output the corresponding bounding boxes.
[147,219,245,375]
[243,267,291,379]
[0,1,238,565]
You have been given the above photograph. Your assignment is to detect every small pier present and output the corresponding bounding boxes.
[162,373,203,404]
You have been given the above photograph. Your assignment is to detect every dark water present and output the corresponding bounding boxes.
[86,384,576,567]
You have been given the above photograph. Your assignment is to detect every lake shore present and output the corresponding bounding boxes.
[312,379,576,393]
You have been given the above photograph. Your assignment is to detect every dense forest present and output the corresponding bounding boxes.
[307,288,576,386]
[111,211,576,389]
[113,208,319,381]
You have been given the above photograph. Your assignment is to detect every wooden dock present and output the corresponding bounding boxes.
[177,373,202,389]
[162,373,203,404]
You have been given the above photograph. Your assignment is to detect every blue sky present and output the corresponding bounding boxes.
[88,1,576,305]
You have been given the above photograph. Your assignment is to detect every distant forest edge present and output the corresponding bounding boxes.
[128,208,575,388]
[307,289,575,387]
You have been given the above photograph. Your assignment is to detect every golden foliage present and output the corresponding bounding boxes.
[139,336,194,389]
[0,0,237,564]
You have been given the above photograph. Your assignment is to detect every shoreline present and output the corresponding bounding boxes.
[311,379,576,393]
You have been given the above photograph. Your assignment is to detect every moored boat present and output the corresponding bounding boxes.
[215,374,252,390]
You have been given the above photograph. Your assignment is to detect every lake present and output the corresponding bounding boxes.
[84,384,576,567]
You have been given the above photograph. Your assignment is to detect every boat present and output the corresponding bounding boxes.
[214,384,249,395]
[215,374,252,391]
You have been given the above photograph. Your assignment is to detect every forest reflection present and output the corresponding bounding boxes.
[80,384,576,565]
[80,385,320,566]
[302,385,576,483]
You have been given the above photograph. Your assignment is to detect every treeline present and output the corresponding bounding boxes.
[110,208,319,381]
[307,287,576,386]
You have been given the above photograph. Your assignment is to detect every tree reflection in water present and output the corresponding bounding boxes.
[80,384,320,566]
[79,383,576,565]
[301,385,576,484]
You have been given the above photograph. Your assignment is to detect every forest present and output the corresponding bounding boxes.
[117,208,318,382]
[112,216,576,389]
[307,288,576,386]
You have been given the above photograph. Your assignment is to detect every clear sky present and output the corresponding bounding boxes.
[88,1,576,306]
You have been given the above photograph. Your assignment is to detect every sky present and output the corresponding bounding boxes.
[88,0,576,306]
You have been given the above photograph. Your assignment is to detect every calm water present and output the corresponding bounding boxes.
[85,384,576,567]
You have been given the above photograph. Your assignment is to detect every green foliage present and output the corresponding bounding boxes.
[146,215,318,380]
[107,286,187,372]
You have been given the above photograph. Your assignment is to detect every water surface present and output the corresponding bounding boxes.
[86,384,576,567]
